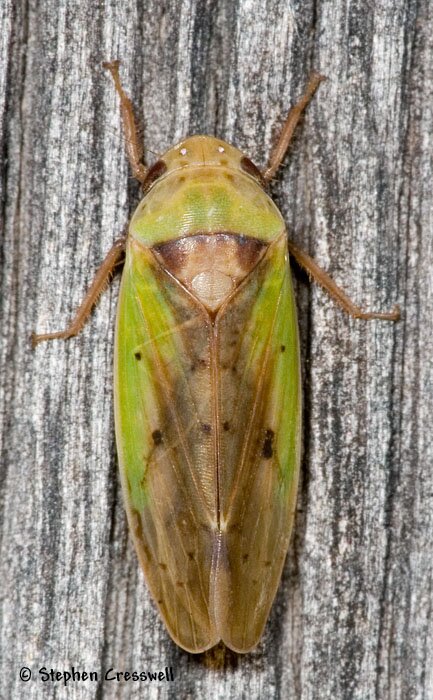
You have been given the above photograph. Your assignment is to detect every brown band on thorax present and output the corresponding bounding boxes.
[152,233,267,312]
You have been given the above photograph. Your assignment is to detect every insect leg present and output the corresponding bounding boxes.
[31,236,127,347]
[103,60,147,183]
[263,72,326,184]
[287,239,400,321]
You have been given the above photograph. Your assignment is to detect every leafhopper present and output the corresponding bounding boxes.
[32,62,400,653]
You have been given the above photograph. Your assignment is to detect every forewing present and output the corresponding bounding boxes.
[215,233,301,652]
[114,239,219,653]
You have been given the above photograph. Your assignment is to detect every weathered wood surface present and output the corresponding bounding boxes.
[1,0,432,698]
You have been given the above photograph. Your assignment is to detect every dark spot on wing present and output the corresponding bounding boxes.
[281,345,285,353]
[177,511,197,533]
[242,553,249,562]
[176,580,185,587]
[187,551,195,561]
[223,421,230,432]
[201,423,212,433]
[152,429,163,446]
[134,351,142,360]
[133,516,142,541]
[159,562,167,570]
[262,429,275,459]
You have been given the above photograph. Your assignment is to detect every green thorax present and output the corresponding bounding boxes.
[129,167,284,246]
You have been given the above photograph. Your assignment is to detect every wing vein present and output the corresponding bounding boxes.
[132,274,212,519]
[223,276,286,518]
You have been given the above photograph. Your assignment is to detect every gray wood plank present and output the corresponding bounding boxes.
[1,0,432,698]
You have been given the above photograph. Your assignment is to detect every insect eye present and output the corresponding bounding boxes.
[142,159,167,192]
[240,156,265,187]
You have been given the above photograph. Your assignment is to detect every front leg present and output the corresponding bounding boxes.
[103,60,147,183]
[263,72,326,184]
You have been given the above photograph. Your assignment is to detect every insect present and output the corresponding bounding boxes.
[32,62,400,653]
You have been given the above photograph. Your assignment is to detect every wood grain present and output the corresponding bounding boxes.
[1,0,432,698]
